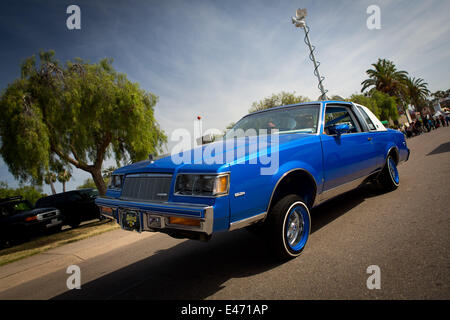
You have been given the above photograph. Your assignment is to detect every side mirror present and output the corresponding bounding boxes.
[329,123,350,135]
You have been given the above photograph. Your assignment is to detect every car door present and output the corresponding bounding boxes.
[66,192,84,218]
[354,104,385,169]
[320,104,379,198]
[79,191,98,219]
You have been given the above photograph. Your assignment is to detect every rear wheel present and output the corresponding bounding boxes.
[267,194,311,260]
[378,155,399,191]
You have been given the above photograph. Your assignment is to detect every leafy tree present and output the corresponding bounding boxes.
[0,181,46,206]
[361,58,408,97]
[371,90,399,121]
[0,51,167,195]
[405,77,430,113]
[249,91,310,113]
[431,90,450,100]
[225,122,235,130]
[57,169,71,193]
[348,93,381,119]
[102,166,117,180]
[44,172,57,195]
[76,178,98,190]
[330,95,345,101]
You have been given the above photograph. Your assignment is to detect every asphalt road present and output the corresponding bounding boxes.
[1,127,449,300]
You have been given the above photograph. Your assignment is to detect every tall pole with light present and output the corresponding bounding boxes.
[292,8,328,100]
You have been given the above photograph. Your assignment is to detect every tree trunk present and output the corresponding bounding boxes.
[49,181,56,195]
[91,168,107,196]
[62,182,66,193]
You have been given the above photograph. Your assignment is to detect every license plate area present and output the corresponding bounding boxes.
[45,218,62,228]
[120,209,141,232]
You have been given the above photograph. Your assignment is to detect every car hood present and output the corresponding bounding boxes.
[4,207,59,220]
[114,133,316,174]
[29,207,59,214]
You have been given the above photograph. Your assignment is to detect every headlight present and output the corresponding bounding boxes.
[108,174,123,190]
[175,173,229,197]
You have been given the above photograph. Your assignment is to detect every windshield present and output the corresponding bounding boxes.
[224,105,320,139]
[1,200,33,216]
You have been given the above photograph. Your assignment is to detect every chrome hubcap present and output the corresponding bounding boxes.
[286,208,304,247]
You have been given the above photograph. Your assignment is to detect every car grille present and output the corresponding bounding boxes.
[120,174,172,202]
[40,211,57,219]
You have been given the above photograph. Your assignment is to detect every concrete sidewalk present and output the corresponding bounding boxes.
[0,228,156,293]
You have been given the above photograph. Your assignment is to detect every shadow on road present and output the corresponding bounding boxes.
[427,142,450,156]
[52,184,384,300]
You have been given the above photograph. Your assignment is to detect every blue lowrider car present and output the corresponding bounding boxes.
[96,100,410,259]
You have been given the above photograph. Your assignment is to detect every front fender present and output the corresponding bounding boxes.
[270,160,322,197]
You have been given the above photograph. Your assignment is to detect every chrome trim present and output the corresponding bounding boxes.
[351,102,372,132]
[36,209,60,221]
[317,101,325,135]
[266,168,319,213]
[234,192,245,197]
[142,206,214,235]
[316,171,379,204]
[375,146,399,180]
[229,212,267,231]
[323,102,364,134]
[386,146,399,163]
[97,198,214,235]
[98,198,208,214]
[101,212,114,219]
[126,173,172,178]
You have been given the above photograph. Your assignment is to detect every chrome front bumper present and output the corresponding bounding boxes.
[95,197,214,235]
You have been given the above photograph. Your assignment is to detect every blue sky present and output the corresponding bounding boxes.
[1,0,449,194]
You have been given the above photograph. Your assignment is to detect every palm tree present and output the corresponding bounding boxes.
[57,170,72,192]
[405,77,430,113]
[432,90,449,101]
[44,172,57,195]
[102,166,117,180]
[361,59,408,97]
[102,166,117,186]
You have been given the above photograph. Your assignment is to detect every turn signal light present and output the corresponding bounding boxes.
[101,206,113,214]
[169,217,201,227]
[215,175,229,194]
[25,216,37,222]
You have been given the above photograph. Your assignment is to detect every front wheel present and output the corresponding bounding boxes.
[267,194,311,260]
[378,155,399,191]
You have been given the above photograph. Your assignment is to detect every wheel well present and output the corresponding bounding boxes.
[268,170,317,212]
[388,147,399,164]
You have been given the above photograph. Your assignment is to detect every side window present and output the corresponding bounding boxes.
[357,106,376,131]
[13,201,32,211]
[324,106,360,135]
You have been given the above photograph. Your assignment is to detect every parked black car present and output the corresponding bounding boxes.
[0,196,63,247]
[35,189,101,228]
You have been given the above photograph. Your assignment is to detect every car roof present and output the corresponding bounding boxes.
[243,100,352,118]
[41,188,94,198]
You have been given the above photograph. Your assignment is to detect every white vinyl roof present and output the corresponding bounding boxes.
[353,103,388,131]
